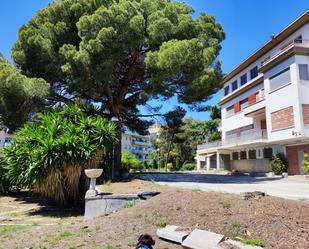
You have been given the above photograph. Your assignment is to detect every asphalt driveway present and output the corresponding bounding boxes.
[135,173,309,201]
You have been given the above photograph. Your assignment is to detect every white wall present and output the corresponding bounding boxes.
[222,23,309,98]
[0,130,13,147]
[221,83,264,140]
[295,55,309,137]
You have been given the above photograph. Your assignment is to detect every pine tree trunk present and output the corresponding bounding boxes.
[165,133,174,172]
[112,122,122,179]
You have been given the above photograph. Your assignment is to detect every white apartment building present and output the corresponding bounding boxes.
[0,129,13,148]
[121,128,151,161]
[197,11,309,175]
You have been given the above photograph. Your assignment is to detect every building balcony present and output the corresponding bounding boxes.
[244,93,266,117]
[197,140,222,151]
[197,129,268,151]
[224,129,268,146]
[260,39,309,72]
[132,140,150,146]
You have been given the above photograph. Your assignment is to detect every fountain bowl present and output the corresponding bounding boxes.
[85,169,103,178]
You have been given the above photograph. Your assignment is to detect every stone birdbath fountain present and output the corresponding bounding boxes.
[84,169,103,198]
[84,168,160,220]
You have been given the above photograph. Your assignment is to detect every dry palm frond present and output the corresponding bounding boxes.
[33,167,65,206]
[63,163,82,203]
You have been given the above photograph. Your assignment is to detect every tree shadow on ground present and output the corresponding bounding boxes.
[6,191,84,218]
[133,172,283,184]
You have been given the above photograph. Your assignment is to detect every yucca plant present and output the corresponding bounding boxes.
[0,105,116,206]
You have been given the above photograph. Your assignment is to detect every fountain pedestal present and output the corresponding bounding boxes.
[85,169,103,198]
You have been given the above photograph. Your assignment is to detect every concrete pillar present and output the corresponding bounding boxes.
[206,156,211,170]
[197,158,201,170]
[216,152,220,169]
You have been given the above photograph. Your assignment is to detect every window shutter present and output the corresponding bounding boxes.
[248,93,256,105]
[234,102,241,113]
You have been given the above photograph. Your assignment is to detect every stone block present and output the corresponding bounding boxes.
[182,229,225,249]
[157,225,190,244]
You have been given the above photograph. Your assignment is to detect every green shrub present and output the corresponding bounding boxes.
[121,151,141,171]
[208,131,221,142]
[159,159,165,169]
[303,153,309,174]
[166,163,173,171]
[182,163,196,171]
[175,157,182,171]
[0,160,10,195]
[0,105,116,205]
[270,153,288,175]
[152,159,158,169]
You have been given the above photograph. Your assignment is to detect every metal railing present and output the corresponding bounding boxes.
[197,140,222,150]
[262,39,309,66]
[245,90,265,108]
[224,129,267,145]
[132,140,150,146]
[197,129,267,150]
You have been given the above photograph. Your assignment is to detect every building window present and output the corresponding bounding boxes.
[248,150,257,159]
[232,152,239,160]
[263,148,273,159]
[240,151,247,160]
[231,80,238,91]
[269,67,291,92]
[240,98,248,110]
[299,64,309,80]
[226,105,234,117]
[250,66,258,79]
[240,73,247,85]
[224,86,230,96]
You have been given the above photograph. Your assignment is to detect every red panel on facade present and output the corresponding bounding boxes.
[248,93,256,105]
[234,102,241,113]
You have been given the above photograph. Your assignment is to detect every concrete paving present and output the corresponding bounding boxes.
[136,173,309,201]
[157,225,190,243]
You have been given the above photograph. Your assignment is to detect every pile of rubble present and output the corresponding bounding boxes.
[157,225,263,249]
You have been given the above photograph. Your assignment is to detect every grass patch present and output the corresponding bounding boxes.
[59,231,72,238]
[104,180,112,186]
[219,200,231,209]
[105,246,114,249]
[104,186,113,193]
[123,200,136,208]
[50,231,73,245]
[0,225,26,238]
[152,217,168,227]
[94,225,101,231]
[240,239,264,247]
[224,221,242,239]
[192,188,201,192]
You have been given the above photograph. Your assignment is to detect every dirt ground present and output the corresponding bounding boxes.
[0,179,309,249]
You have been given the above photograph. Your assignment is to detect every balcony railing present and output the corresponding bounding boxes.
[224,129,267,145]
[245,90,265,109]
[197,140,222,150]
[262,39,309,66]
[197,129,267,150]
[132,140,150,146]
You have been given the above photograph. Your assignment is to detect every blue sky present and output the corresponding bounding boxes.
[0,0,308,120]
